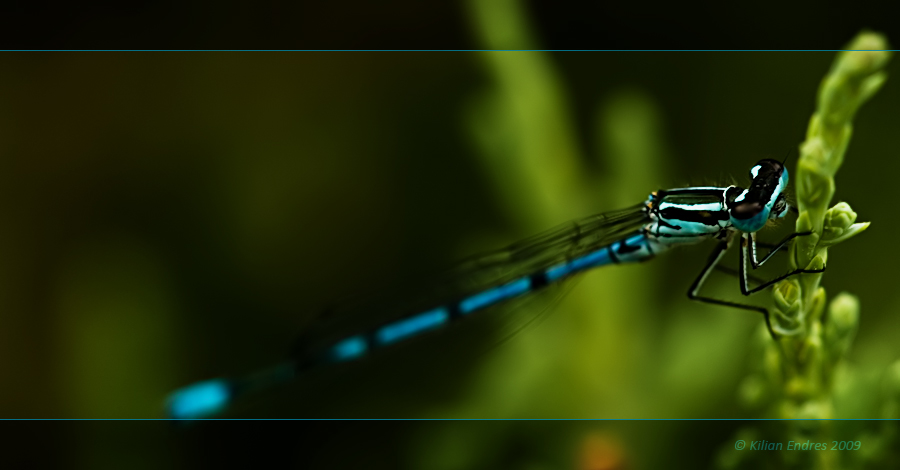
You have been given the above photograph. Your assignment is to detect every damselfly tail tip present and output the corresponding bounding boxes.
[166,378,233,419]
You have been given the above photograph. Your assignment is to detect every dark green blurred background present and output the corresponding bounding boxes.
[2,4,900,469]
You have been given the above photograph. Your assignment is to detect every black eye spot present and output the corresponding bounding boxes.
[731,201,764,220]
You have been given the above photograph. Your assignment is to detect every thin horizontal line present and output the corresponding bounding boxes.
[0,49,896,52]
[2,418,898,421]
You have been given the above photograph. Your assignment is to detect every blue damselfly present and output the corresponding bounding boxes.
[167,158,824,419]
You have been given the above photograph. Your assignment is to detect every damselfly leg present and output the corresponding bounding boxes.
[713,232,810,283]
[687,236,779,338]
[714,230,818,283]
[738,233,826,296]
[687,231,824,340]
[747,231,814,269]
[713,265,766,285]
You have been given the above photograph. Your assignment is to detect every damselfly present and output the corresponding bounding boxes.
[166,158,824,419]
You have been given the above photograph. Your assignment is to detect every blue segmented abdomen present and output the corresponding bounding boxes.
[316,231,667,364]
[166,230,666,419]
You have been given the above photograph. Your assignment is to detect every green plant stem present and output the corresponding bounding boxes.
[772,31,890,419]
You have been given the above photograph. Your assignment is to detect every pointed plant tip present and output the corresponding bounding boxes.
[837,33,892,88]
[819,221,871,249]
[848,30,888,50]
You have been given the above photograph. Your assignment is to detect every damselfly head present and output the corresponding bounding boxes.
[727,159,789,232]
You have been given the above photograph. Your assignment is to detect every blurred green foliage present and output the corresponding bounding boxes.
[0,8,899,470]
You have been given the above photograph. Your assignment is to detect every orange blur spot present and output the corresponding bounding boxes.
[578,432,628,470]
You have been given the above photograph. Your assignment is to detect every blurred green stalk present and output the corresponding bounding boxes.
[418,1,669,468]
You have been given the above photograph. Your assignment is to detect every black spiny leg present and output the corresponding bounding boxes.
[714,265,766,284]
[739,233,826,295]
[749,231,814,269]
[687,238,780,340]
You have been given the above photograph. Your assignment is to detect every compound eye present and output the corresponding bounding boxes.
[731,201,764,220]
